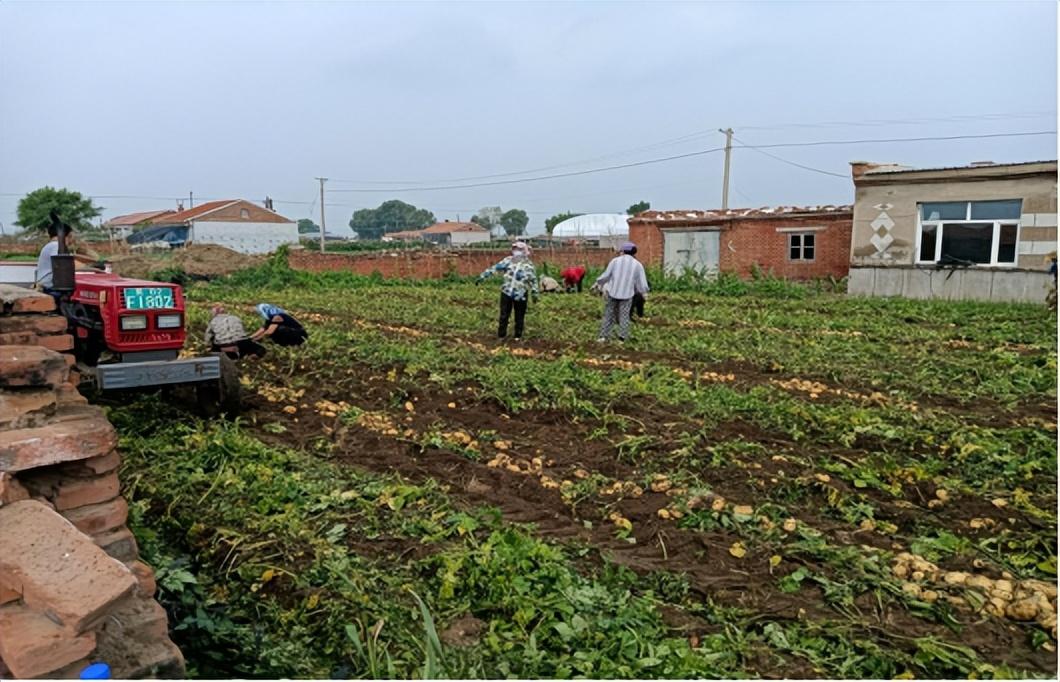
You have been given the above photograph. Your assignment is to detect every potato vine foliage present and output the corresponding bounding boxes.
[112,255,1057,679]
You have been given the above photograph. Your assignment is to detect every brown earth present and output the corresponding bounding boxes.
[238,354,1057,676]
[108,245,262,281]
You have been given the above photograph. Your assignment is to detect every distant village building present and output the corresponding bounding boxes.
[102,209,175,238]
[126,199,298,254]
[421,222,491,246]
[629,206,853,279]
[383,221,491,246]
[551,214,629,249]
[848,160,1057,303]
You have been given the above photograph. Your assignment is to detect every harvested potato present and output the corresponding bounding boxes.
[1007,599,1040,621]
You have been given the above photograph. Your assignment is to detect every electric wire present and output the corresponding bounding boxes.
[730,134,849,178]
[329,131,1057,193]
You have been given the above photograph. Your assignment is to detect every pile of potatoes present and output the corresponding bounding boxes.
[893,552,1057,638]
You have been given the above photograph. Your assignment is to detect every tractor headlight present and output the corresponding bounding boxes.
[156,314,182,329]
[120,315,148,331]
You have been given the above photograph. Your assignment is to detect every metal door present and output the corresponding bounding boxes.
[663,231,720,276]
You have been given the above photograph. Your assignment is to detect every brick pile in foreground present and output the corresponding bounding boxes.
[0,285,183,679]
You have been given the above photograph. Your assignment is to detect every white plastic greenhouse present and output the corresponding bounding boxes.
[551,214,630,241]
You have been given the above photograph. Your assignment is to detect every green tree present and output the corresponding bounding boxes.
[544,212,581,236]
[16,187,102,233]
[471,207,503,236]
[499,209,529,237]
[297,218,319,234]
[627,200,650,215]
[348,200,436,240]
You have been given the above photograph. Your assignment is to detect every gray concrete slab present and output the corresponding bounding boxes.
[846,268,874,296]
[874,268,903,297]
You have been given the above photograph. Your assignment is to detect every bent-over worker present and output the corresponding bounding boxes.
[205,305,267,359]
[250,303,308,347]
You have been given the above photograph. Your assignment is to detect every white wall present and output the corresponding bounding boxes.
[190,221,299,254]
[450,232,491,246]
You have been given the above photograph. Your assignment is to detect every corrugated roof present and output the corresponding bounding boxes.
[632,205,852,222]
[421,221,488,234]
[153,200,238,223]
[104,209,175,226]
[864,160,1057,176]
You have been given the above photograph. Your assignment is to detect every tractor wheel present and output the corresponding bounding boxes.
[195,354,242,417]
[216,353,242,415]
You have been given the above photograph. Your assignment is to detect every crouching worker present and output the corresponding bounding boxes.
[205,305,266,359]
[250,303,308,347]
[561,265,586,293]
[540,275,562,293]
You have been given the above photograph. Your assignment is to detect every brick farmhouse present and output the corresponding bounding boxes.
[628,206,853,280]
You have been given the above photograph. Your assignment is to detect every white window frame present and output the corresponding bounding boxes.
[787,232,816,262]
[914,201,1021,267]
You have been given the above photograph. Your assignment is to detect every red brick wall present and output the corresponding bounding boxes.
[288,248,617,279]
[721,218,852,279]
[629,223,663,269]
[629,216,852,280]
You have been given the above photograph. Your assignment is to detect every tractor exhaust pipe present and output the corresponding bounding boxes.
[49,210,75,292]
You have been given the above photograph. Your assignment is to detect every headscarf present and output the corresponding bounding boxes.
[620,241,637,254]
[511,241,531,261]
[257,303,285,320]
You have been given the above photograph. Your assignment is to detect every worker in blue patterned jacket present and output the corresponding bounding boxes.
[477,241,540,340]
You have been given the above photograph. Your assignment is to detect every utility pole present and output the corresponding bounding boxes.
[189,191,194,209]
[315,177,327,252]
[719,128,734,209]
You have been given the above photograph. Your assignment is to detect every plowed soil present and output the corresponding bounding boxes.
[241,355,1057,676]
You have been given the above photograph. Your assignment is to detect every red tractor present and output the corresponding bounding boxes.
[60,270,241,413]
[30,213,240,413]
[59,270,241,411]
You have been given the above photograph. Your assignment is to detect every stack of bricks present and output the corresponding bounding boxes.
[0,285,184,679]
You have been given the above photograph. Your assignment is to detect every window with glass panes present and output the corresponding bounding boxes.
[916,200,1021,266]
[788,233,815,261]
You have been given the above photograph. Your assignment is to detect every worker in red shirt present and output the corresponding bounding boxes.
[560,265,587,293]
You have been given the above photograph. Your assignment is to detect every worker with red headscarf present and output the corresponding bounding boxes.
[560,265,586,293]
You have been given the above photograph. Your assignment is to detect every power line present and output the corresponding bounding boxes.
[731,134,849,178]
[329,130,1057,193]
[329,147,728,193]
[742,111,1057,131]
[327,110,1056,186]
[739,130,1056,150]
[328,128,722,186]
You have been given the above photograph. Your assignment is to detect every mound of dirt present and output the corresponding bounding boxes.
[108,245,262,280]
[172,244,263,278]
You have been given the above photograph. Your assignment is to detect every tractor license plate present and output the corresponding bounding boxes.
[123,287,175,310]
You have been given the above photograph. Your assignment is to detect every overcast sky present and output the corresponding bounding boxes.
[1,1,1056,236]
